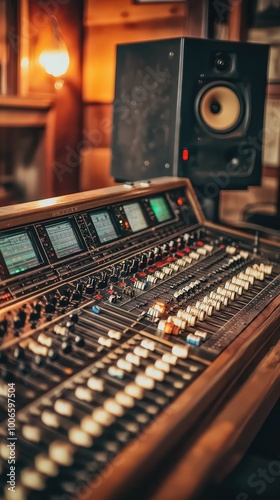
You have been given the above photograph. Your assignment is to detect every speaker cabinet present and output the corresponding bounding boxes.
[111,38,269,190]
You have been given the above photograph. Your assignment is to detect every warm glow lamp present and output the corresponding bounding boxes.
[39,15,70,79]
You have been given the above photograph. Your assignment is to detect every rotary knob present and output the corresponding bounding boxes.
[147,251,155,265]
[98,272,109,289]
[130,259,139,274]
[29,308,40,322]
[59,295,69,307]
[120,261,130,277]
[72,283,83,301]
[86,277,96,294]
[110,266,120,283]
[161,243,169,257]
[154,247,162,261]
[176,237,184,250]
[45,301,56,314]
[139,253,147,269]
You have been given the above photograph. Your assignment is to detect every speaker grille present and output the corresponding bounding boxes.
[196,83,243,133]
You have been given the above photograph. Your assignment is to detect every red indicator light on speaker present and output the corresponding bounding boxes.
[177,198,183,206]
[182,149,189,161]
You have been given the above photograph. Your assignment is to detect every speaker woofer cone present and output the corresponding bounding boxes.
[196,82,243,134]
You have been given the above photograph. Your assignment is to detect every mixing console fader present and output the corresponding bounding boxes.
[0,177,279,500]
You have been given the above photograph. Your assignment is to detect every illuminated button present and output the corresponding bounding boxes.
[182,149,189,161]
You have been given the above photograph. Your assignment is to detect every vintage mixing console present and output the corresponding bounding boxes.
[0,177,279,500]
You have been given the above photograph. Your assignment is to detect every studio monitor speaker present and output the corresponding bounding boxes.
[111,38,269,190]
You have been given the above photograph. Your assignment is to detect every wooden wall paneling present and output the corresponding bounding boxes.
[184,0,209,38]
[84,103,113,149]
[82,104,116,191]
[28,0,84,197]
[85,0,186,27]
[80,147,116,192]
[228,0,248,41]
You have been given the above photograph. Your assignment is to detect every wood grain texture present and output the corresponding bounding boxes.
[85,0,186,26]
[151,340,280,500]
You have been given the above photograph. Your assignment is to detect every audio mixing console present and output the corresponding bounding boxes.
[0,177,279,500]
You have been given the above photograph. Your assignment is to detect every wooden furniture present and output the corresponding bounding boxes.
[0,95,55,202]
